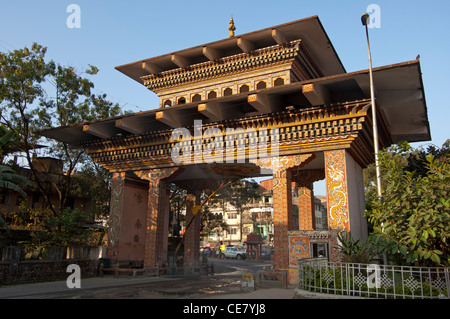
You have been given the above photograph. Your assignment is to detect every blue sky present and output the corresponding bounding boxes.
[1,0,449,194]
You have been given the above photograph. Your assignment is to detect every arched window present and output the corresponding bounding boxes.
[274,77,285,87]
[177,97,186,105]
[191,94,201,102]
[223,87,233,96]
[163,99,172,107]
[207,91,217,99]
[239,84,249,93]
[256,81,267,90]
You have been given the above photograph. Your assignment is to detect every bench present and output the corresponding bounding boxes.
[99,260,145,278]
[256,270,287,288]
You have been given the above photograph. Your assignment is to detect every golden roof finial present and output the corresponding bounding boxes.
[228,15,236,38]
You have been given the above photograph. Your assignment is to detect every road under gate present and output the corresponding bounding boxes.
[0,258,294,299]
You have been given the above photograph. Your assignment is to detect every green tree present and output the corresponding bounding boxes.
[0,129,31,231]
[365,141,450,266]
[0,43,123,216]
[71,161,112,221]
[200,204,228,239]
[40,207,95,246]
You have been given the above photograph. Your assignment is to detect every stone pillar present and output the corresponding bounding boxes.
[135,168,178,269]
[272,169,293,270]
[184,191,201,269]
[156,183,170,266]
[297,184,315,231]
[106,172,125,264]
[144,178,163,268]
[257,154,315,284]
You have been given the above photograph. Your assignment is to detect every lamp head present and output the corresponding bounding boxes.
[361,13,370,26]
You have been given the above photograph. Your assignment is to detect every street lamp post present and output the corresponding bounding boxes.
[362,13,382,199]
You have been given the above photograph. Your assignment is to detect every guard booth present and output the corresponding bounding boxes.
[245,234,263,260]
[40,16,430,284]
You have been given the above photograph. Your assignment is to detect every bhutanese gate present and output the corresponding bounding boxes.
[41,16,430,284]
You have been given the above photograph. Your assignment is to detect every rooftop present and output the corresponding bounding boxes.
[115,16,345,85]
[39,60,430,146]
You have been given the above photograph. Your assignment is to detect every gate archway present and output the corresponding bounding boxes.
[40,16,430,284]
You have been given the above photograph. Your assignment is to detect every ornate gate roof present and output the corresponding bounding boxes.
[38,16,430,174]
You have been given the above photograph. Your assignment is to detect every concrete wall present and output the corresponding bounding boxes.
[116,181,148,261]
[0,259,98,284]
[344,150,368,241]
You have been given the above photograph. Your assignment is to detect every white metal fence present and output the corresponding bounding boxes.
[298,258,449,299]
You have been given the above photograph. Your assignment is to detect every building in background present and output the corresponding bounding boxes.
[0,157,103,230]
[202,178,327,246]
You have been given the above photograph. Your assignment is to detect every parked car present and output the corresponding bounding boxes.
[223,247,247,260]
[261,247,274,260]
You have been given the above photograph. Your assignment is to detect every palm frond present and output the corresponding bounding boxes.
[0,180,27,196]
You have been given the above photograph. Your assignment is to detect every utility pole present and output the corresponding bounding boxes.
[362,12,382,199]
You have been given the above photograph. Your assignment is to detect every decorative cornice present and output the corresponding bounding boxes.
[85,99,373,171]
[142,40,321,93]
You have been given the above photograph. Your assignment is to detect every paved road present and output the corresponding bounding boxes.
[0,258,294,299]
[211,257,274,277]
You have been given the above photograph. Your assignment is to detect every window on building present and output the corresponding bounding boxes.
[177,97,186,105]
[274,77,285,86]
[316,217,322,228]
[311,243,328,258]
[207,91,217,99]
[239,84,249,93]
[227,212,237,219]
[223,87,233,96]
[256,81,267,90]
[163,99,172,107]
[191,94,201,102]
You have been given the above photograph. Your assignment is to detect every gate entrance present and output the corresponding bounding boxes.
[41,16,430,283]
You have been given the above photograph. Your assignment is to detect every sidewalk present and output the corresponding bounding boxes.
[205,287,296,299]
[0,275,314,299]
[0,276,176,299]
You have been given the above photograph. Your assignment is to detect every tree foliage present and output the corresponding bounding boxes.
[335,231,375,264]
[0,43,123,216]
[0,43,125,248]
[0,128,31,231]
[40,208,96,246]
[70,161,112,220]
[365,141,450,266]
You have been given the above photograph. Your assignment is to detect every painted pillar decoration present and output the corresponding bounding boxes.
[288,233,310,265]
[325,150,350,231]
[324,149,350,261]
[107,172,125,264]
